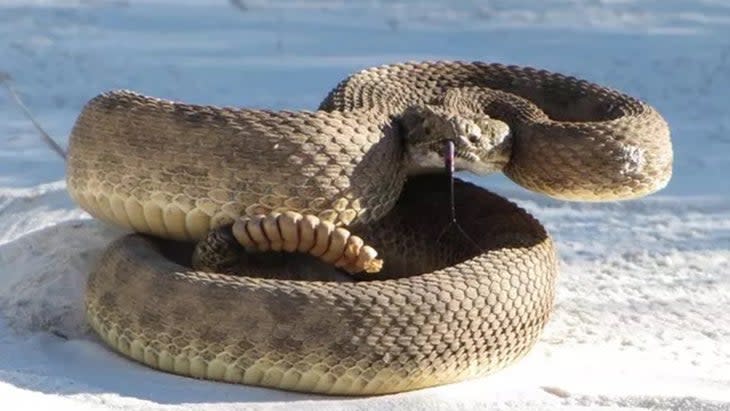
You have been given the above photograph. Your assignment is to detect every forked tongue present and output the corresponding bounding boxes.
[440,139,483,253]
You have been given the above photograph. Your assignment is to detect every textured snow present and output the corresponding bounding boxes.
[0,1,728,410]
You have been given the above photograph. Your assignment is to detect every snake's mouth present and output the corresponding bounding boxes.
[455,147,480,163]
[405,141,510,176]
[453,145,511,174]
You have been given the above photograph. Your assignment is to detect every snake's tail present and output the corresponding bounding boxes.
[190,224,243,273]
[232,212,382,274]
[193,212,383,275]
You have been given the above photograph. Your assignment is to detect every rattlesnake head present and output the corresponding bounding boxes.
[399,104,512,175]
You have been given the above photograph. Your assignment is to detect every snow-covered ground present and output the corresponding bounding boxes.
[1,1,728,409]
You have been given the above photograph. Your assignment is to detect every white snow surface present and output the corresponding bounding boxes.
[0,1,728,410]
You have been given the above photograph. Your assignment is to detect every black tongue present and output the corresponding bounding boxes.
[443,140,455,176]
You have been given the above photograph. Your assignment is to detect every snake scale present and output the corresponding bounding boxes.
[65,61,672,395]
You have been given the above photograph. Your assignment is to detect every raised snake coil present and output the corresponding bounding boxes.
[66,61,672,395]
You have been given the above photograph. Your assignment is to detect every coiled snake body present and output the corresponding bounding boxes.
[66,62,672,395]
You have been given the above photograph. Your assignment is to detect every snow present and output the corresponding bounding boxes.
[0,0,728,409]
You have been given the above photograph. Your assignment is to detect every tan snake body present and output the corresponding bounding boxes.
[65,61,672,395]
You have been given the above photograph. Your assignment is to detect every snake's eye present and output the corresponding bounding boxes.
[468,134,480,144]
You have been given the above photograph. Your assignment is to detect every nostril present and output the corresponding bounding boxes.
[468,134,480,144]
